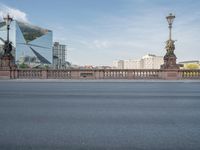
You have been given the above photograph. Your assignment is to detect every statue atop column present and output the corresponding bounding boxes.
[0,14,15,69]
[165,39,176,56]
[3,41,13,56]
[161,13,180,69]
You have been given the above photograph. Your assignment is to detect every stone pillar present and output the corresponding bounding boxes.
[0,70,11,79]
[98,70,105,79]
[94,70,101,79]
[41,70,48,79]
[127,70,133,79]
[0,55,15,68]
[71,70,80,79]
[0,55,17,79]
[160,70,181,80]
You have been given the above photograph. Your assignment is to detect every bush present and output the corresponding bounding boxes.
[19,63,29,69]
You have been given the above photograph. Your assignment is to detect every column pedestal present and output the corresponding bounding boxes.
[0,55,16,69]
[161,55,180,70]
[0,55,17,79]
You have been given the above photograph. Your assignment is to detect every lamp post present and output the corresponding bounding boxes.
[3,14,13,43]
[161,13,179,69]
[0,14,15,68]
[166,13,175,40]
[2,14,13,57]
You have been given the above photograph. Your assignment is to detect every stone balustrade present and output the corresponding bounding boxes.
[1,68,200,80]
[18,70,43,79]
[47,70,71,79]
[179,70,200,79]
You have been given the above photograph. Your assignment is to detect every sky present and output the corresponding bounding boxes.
[0,0,200,66]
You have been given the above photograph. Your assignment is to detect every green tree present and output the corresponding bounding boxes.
[19,63,29,69]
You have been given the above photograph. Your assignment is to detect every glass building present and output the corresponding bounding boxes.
[0,20,52,68]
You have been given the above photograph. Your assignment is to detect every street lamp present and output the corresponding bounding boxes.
[0,14,15,68]
[161,13,180,69]
[3,14,13,43]
[166,13,175,40]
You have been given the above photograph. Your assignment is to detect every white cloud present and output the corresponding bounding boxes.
[0,4,29,22]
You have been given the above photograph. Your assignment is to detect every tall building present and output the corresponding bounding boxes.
[0,20,53,68]
[112,60,118,69]
[0,44,3,57]
[117,60,124,69]
[53,42,67,69]
[112,60,124,69]
[124,59,141,69]
[112,54,163,69]
[0,44,3,65]
[141,54,163,69]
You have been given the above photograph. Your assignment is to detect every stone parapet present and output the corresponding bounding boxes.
[0,69,200,80]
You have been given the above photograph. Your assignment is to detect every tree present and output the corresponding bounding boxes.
[19,63,29,69]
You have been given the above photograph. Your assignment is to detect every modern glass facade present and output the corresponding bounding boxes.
[0,20,52,67]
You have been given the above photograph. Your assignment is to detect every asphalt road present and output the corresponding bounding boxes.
[0,80,200,150]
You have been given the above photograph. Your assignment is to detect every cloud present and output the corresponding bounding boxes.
[92,40,110,49]
[0,4,29,22]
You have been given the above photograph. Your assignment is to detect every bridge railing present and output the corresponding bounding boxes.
[47,70,71,79]
[1,68,200,80]
[179,69,200,79]
[102,69,162,79]
[17,70,42,79]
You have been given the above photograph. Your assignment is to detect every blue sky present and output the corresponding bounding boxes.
[0,0,200,65]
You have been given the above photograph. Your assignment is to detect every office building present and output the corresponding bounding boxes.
[118,60,124,69]
[124,59,141,69]
[112,54,164,69]
[179,61,200,69]
[112,60,118,69]
[141,54,163,69]
[0,44,3,57]
[0,20,53,68]
[53,42,67,69]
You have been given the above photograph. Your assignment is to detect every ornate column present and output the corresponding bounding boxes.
[0,14,16,69]
[161,13,180,69]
